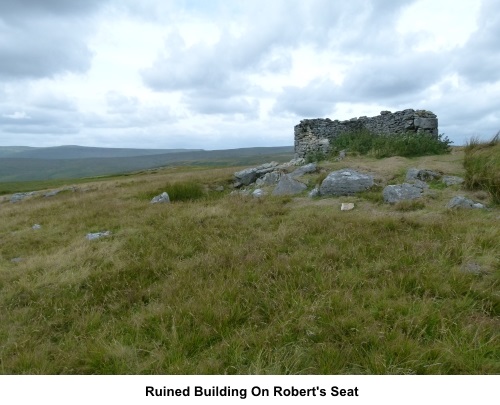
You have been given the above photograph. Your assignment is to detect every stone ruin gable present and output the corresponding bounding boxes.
[294,109,438,158]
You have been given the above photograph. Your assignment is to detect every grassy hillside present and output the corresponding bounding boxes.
[0,150,498,374]
[0,146,294,182]
[0,145,202,159]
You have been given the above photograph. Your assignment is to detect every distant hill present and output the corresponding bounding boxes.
[0,146,294,181]
[0,146,37,157]
[0,145,202,159]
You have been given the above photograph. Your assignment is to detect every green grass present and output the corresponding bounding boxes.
[464,134,500,203]
[0,156,498,374]
[330,129,452,158]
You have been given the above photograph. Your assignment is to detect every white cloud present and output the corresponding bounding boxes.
[0,0,497,149]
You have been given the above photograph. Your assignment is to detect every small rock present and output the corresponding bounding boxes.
[214,186,224,192]
[252,189,267,198]
[150,192,170,204]
[341,203,355,211]
[335,150,346,161]
[10,192,36,203]
[308,187,320,198]
[11,257,23,263]
[44,190,61,197]
[446,196,485,209]
[460,261,485,275]
[281,157,306,167]
[441,176,465,186]
[32,224,42,230]
[86,231,112,241]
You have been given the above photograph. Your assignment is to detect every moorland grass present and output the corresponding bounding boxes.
[0,155,498,374]
[464,134,500,203]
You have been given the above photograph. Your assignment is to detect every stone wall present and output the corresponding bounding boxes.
[294,109,438,158]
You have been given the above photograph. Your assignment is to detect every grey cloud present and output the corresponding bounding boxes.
[339,53,446,102]
[31,93,78,112]
[0,106,81,134]
[141,1,305,95]
[454,0,500,84]
[0,1,107,80]
[273,79,339,117]
[186,96,259,116]
[0,0,105,18]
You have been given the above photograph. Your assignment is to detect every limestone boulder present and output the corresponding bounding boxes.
[383,183,425,204]
[446,196,485,209]
[272,174,307,196]
[319,169,374,196]
[256,171,282,186]
[151,192,170,204]
[290,163,317,178]
[406,168,441,182]
[234,162,279,186]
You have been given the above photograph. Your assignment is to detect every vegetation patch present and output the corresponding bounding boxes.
[143,181,205,202]
[394,200,426,212]
[330,129,452,158]
[464,134,500,204]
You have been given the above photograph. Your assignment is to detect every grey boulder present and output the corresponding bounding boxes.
[406,168,441,182]
[272,174,307,196]
[290,163,317,178]
[234,162,279,186]
[446,196,485,209]
[256,171,282,186]
[319,169,374,196]
[383,183,425,204]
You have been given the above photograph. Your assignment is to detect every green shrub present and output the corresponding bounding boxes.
[305,150,326,163]
[144,181,205,202]
[464,134,500,203]
[330,130,452,158]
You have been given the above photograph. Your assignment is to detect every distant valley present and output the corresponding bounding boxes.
[0,145,294,182]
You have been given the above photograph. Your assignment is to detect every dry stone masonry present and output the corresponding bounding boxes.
[294,109,438,158]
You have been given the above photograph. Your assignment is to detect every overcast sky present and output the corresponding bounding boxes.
[0,0,498,149]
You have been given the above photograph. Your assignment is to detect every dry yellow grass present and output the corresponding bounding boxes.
[0,152,498,374]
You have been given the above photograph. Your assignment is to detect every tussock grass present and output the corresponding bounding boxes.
[464,134,500,203]
[0,156,498,374]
